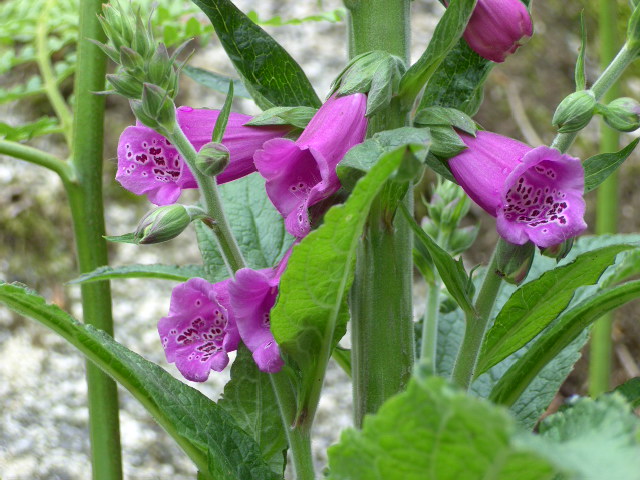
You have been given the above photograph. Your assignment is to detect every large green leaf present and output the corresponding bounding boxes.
[0,282,279,480]
[477,244,634,376]
[529,394,640,480]
[271,145,411,415]
[490,280,640,407]
[195,173,294,281]
[191,0,321,109]
[399,0,477,108]
[69,264,206,284]
[327,376,559,480]
[219,346,287,475]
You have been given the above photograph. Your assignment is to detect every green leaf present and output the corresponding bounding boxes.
[490,280,640,407]
[400,204,474,315]
[212,82,234,143]
[399,0,477,108]
[575,12,587,90]
[272,145,411,412]
[104,232,139,244]
[0,282,280,480]
[195,173,294,281]
[0,116,60,140]
[327,376,559,480]
[183,65,252,99]
[413,106,477,135]
[477,244,635,376]
[418,40,493,116]
[530,394,640,480]
[337,127,430,190]
[191,0,321,109]
[613,377,640,408]
[426,125,467,158]
[583,138,640,193]
[245,106,317,129]
[219,346,287,475]
[68,264,206,284]
[245,8,346,27]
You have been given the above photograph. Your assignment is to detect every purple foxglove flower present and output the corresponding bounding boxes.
[117,106,290,205]
[158,277,240,382]
[449,0,533,63]
[448,131,587,248]
[228,249,293,373]
[254,93,368,238]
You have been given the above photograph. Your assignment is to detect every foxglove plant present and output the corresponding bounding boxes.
[448,131,587,248]
[117,107,290,204]
[254,93,368,237]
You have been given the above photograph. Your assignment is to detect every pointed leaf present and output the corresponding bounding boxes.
[191,0,321,109]
[69,264,206,284]
[183,66,251,99]
[477,244,634,376]
[583,138,640,192]
[0,282,280,480]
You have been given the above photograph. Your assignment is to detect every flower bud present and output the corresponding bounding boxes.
[138,83,176,132]
[552,90,596,133]
[135,204,192,244]
[119,46,144,73]
[106,73,143,99]
[495,239,535,285]
[330,50,406,116]
[195,142,230,176]
[540,237,574,261]
[427,179,471,233]
[600,97,640,132]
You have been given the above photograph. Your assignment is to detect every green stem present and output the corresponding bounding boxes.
[420,278,441,367]
[589,0,620,397]
[0,140,72,182]
[551,41,638,153]
[269,372,315,480]
[67,1,122,479]
[167,126,246,273]
[451,246,502,389]
[347,0,413,428]
[36,0,73,147]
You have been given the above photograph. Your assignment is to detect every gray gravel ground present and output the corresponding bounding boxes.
[0,1,439,478]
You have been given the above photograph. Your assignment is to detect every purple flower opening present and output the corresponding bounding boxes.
[449,0,533,63]
[158,277,239,382]
[254,93,368,238]
[117,107,290,205]
[449,132,586,248]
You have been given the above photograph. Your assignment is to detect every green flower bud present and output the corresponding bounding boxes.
[330,50,406,116]
[106,73,143,99]
[600,97,640,132]
[119,46,144,73]
[540,237,574,261]
[135,204,192,244]
[552,90,596,133]
[495,240,535,285]
[426,179,471,233]
[195,143,230,176]
[138,83,176,132]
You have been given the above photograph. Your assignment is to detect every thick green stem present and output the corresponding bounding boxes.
[270,372,314,480]
[67,1,122,479]
[0,140,72,182]
[167,126,246,273]
[347,0,413,428]
[451,248,502,389]
[37,0,73,147]
[420,278,441,367]
[590,0,620,397]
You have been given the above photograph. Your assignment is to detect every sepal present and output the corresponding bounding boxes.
[495,239,535,285]
[195,143,231,176]
[552,90,596,133]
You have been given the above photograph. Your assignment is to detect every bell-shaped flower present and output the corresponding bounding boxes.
[448,131,587,248]
[451,0,533,63]
[254,93,368,238]
[228,249,293,373]
[117,106,290,205]
[158,277,240,382]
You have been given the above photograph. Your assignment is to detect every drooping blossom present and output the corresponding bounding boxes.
[117,106,290,205]
[158,277,239,382]
[254,94,368,238]
[228,249,293,373]
[448,131,586,248]
[447,0,533,63]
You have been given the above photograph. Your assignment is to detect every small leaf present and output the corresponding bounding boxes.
[427,125,467,158]
[613,377,640,409]
[183,65,252,99]
[212,82,234,143]
[191,0,321,109]
[104,233,139,244]
[583,138,640,192]
[327,376,559,480]
[414,106,477,135]
[478,244,634,376]
[400,204,474,315]
[575,12,587,90]
[245,106,317,129]
[68,264,206,284]
[0,282,280,480]
[490,280,640,407]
